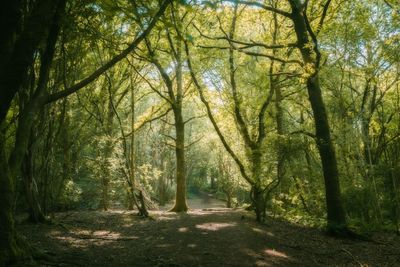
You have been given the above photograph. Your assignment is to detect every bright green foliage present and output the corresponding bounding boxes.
[1,0,400,250]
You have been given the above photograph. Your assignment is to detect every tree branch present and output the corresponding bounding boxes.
[183,114,207,125]
[316,0,332,35]
[184,40,253,184]
[44,0,172,104]
[220,0,292,18]
[193,23,296,50]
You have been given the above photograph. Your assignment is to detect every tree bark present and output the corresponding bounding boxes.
[100,99,115,211]
[0,0,57,122]
[0,129,31,265]
[252,186,266,222]
[0,1,170,263]
[170,101,188,212]
[0,1,64,263]
[306,77,347,229]
[22,134,47,223]
[275,84,286,189]
[142,5,190,212]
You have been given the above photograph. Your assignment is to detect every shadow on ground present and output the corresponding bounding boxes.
[17,206,400,267]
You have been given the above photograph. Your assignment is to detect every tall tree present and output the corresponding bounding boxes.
[0,0,171,264]
[287,0,347,233]
[218,0,348,233]
[135,2,193,212]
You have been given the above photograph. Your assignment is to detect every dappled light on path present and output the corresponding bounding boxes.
[264,249,288,259]
[178,227,189,233]
[195,222,237,231]
[18,203,400,266]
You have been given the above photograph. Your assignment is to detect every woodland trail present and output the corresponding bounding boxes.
[18,195,400,266]
[161,191,227,211]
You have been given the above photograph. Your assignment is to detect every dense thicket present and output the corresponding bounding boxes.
[1,0,399,264]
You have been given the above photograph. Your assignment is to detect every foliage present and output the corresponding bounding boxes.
[2,0,400,236]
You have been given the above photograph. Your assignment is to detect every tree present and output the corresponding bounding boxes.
[0,0,171,264]
[136,3,192,212]
[213,0,348,233]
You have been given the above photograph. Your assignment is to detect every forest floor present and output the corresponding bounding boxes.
[17,193,400,267]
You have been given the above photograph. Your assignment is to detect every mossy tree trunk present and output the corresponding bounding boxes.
[0,130,31,265]
[0,0,65,264]
[0,1,170,262]
[22,133,47,223]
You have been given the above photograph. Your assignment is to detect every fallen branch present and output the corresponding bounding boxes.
[340,248,363,267]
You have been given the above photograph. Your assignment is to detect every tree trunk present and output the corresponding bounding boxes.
[289,1,347,232]
[251,149,266,222]
[0,130,31,265]
[158,151,167,206]
[223,186,233,209]
[168,16,188,212]
[226,194,232,208]
[170,107,188,212]
[275,84,286,194]
[252,186,266,222]
[306,76,347,230]
[127,190,134,210]
[22,136,47,223]
[100,100,115,211]
[100,177,110,211]
[52,102,70,212]
[210,175,215,190]
[0,1,65,262]
[0,0,57,123]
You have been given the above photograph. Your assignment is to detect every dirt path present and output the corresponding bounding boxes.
[161,192,227,211]
[17,199,400,266]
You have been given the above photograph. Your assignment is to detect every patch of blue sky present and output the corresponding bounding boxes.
[202,69,224,92]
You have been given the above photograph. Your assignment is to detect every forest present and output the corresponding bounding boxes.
[1,0,400,266]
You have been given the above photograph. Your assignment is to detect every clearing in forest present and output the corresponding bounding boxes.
[19,194,400,266]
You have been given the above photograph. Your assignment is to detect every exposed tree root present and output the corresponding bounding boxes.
[326,225,370,241]
[168,206,188,213]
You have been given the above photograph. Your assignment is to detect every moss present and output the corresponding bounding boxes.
[0,133,32,266]
[0,229,32,266]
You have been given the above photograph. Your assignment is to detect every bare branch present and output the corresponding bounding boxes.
[316,0,332,35]
[162,133,176,141]
[237,50,303,65]
[161,140,176,149]
[161,118,175,126]
[183,114,207,124]
[221,0,292,18]
[228,5,257,149]
[144,38,177,103]
[185,135,204,148]
[193,23,296,50]
[131,64,173,105]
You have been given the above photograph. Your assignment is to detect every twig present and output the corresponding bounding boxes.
[340,248,363,267]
